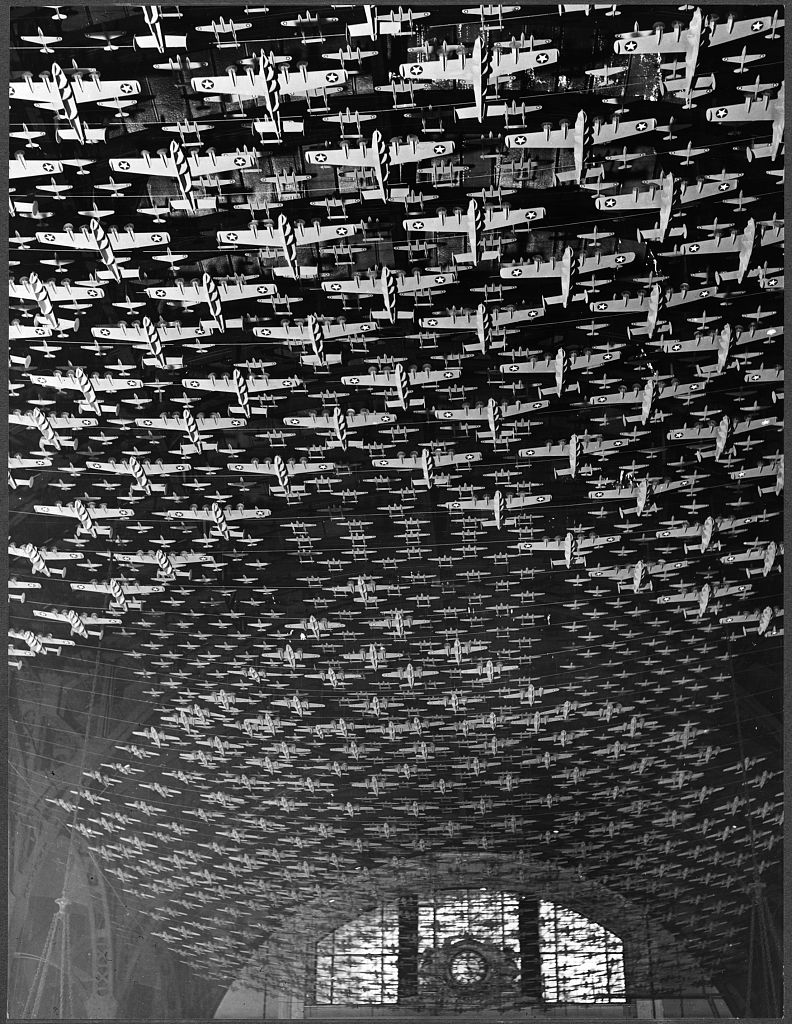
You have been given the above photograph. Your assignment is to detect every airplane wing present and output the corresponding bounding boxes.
[504,125,577,149]
[708,13,784,47]
[404,212,467,233]
[35,228,169,250]
[506,494,552,509]
[223,508,272,522]
[9,77,140,107]
[10,157,65,179]
[590,116,657,143]
[341,371,396,387]
[182,375,300,394]
[397,55,470,82]
[400,271,457,292]
[305,144,372,168]
[253,319,375,340]
[492,48,559,75]
[33,504,79,518]
[390,140,454,164]
[322,277,380,296]
[89,506,136,519]
[409,368,462,385]
[145,280,277,301]
[191,68,347,99]
[487,208,545,230]
[190,152,258,175]
[518,441,567,458]
[92,321,208,343]
[346,411,398,427]
[499,356,556,374]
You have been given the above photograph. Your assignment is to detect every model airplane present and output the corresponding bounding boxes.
[403,198,544,263]
[33,500,135,536]
[517,531,620,567]
[372,449,482,487]
[70,579,166,610]
[9,542,82,577]
[283,407,397,450]
[340,364,460,409]
[500,346,621,397]
[399,37,558,121]
[9,62,141,110]
[113,549,218,578]
[134,411,248,455]
[154,503,272,538]
[84,457,190,494]
[442,489,552,528]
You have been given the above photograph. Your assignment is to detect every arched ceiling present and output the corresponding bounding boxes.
[8,1,783,1004]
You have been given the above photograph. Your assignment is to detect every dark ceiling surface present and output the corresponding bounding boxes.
[8,1,783,1000]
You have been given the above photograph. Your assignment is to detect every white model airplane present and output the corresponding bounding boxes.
[113,549,217,578]
[499,346,620,397]
[134,411,248,455]
[432,397,549,438]
[25,368,145,415]
[340,364,461,409]
[33,607,121,638]
[70,579,166,609]
[182,370,301,416]
[9,409,97,449]
[372,449,482,488]
[305,130,454,199]
[84,457,191,494]
[517,531,620,567]
[33,500,135,536]
[252,314,377,343]
[505,110,657,186]
[588,476,694,515]
[110,141,258,184]
[667,414,781,460]
[227,456,335,494]
[9,542,83,577]
[443,489,551,528]
[283,407,397,450]
[586,558,689,593]
[403,198,544,263]
[399,37,558,121]
[9,62,141,108]
[322,267,457,321]
[191,55,349,102]
[588,377,705,423]
[518,434,631,478]
[154,503,272,538]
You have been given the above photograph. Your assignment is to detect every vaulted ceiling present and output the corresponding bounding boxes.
[8,2,783,1008]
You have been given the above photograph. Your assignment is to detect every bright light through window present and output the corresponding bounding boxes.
[314,892,625,1005]
[539,900,626,1003]
[315,904,399,1004]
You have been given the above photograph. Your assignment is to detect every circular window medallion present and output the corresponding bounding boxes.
[448,948,488,987]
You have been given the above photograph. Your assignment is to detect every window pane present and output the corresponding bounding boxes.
[539,901,626,1003]
[314,903,399,1004]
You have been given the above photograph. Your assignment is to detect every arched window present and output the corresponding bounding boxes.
[313,890,625,1007]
